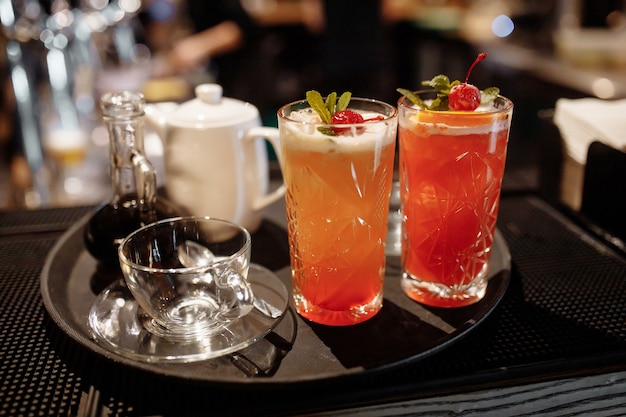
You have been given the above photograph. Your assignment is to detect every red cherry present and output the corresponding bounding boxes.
[449,83,481,111]
[332,109,364,124]
[330,110,384,134]
[448,52,487,111]
[331,109,364,134]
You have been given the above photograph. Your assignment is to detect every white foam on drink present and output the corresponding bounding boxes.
[283,109,396,152]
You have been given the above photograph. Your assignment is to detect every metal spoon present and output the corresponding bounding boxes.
[177,241,283,319]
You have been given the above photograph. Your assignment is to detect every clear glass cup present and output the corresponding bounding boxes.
[277,97,398,326]
[398,91,513,308]
[117,216,254,341]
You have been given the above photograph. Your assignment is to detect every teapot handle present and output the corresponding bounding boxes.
[245,126,286,211]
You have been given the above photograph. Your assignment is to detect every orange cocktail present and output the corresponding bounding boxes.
[398,91,513,308]
[278,97,397,325]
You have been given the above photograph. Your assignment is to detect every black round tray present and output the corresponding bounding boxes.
[40,212,510,386]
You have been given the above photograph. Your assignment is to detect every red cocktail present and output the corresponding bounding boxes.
[398,91,513,307]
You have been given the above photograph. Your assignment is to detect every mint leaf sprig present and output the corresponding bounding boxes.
[306,90,352,136]
[397,78,500,111]
[306,90,351,124]
[480,87,500,105]
[398,52,501,112]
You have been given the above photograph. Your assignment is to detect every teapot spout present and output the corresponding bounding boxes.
[144,102,179,140]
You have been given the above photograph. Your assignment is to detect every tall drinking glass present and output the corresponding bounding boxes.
[278,97,397,326]
[398,91,513,308]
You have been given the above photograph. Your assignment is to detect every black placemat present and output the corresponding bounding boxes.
[0,205,94,236]
[1,195,625,416]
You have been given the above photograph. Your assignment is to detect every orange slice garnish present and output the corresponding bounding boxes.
[415,109,508,127]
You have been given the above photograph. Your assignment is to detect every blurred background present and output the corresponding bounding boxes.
[1,0,626,211]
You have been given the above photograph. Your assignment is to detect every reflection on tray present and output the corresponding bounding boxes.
[307,271,508,369]
[308,300,449,368]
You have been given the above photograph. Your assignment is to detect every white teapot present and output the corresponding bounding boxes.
[145,84,284,232]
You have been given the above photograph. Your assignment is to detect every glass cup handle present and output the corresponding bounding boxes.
[131,149,158,224]
[216,269,254,320]
[245,126,286,211]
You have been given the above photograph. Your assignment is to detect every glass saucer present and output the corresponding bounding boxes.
[88,264,289,363]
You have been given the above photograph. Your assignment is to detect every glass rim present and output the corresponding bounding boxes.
[277,96,398,125]
[118,216,251,273]
[397,89,513,115]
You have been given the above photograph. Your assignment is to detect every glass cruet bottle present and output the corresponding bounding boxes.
[84,91,181,270]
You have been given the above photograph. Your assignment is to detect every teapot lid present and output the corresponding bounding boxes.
[170,84,259,126]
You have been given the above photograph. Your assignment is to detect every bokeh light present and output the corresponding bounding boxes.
[492,14,515,38]
[592,78,616,99]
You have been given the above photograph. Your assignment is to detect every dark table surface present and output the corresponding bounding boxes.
[1,191,625,417]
